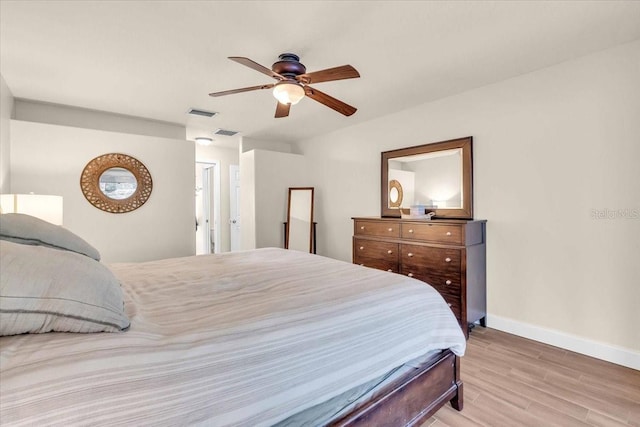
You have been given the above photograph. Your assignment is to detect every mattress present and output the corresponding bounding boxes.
[274,349,444,426]
[0,248,465,426]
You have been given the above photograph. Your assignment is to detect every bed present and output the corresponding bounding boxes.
[0,213,465,426]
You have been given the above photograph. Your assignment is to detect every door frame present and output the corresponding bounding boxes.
[229,164,240,252]
[196,161,221,254]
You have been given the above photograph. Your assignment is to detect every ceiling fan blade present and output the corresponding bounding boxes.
[229,57,285,80]
[209,83,274,97]
[297,65,360,84]
[304,86,357,116]
[275,102,291,118]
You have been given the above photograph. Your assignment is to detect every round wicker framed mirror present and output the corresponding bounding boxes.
[80,153,152,213]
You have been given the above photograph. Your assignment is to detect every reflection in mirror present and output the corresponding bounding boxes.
[388,149,462,209]
[389,187,399,203]
[99,167,137,200]
[388,179,403,208]
[381,137,473,219]
[286,187,314,253]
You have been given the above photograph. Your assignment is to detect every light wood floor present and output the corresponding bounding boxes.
[422,327,640,427]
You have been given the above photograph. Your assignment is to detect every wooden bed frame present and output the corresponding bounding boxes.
[330,350,463,426]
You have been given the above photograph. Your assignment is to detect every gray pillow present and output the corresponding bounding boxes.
[0,213,101,261]
[0,240,130,335]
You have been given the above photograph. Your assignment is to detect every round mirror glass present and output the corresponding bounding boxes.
[99,167,137,200]
[389,187,399,203]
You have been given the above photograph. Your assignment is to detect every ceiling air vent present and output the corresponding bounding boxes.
[187,108,217,118]
[214,128,239,136]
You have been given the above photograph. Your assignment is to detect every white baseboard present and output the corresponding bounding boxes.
[487,315,640,371]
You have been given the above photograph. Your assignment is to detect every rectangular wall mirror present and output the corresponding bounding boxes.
[381,137,473,219]
[285,187,315,253]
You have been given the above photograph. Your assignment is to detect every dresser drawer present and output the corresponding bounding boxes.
[441,294,462,322]
[403,267,461,294]
[354,255,399,273]
[354,220,401,238]
[401,244,461,272]
[354,238,399,261]
[401,223,463,245]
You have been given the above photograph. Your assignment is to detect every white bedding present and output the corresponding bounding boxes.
[0,248,465,426]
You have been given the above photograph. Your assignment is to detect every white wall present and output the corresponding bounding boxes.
[240,148,309,250]
[0,74,14,193]
[10,120,195,263]
[295,41,640,365]
[14,99,185,140]
[240,150,256,250]
[241,136,294,154]
[195,144,239,252]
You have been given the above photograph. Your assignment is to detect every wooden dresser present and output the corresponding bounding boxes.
[352,217,486,338]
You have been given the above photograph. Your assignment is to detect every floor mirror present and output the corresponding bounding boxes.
[285,187,314,253]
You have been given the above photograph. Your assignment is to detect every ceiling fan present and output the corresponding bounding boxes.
[209,53,360,118]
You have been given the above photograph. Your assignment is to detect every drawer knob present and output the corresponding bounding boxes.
[407,252,414,257]
[408,273,414,278]
[359,246,364,250]
[408,229,414,233]
[446,231,452,236]
[387,250,393,254]
[445,280,452,285]
[388,228,393,232]
[387,269,393,272]
[445,257,452,262]
[447,303,452,307]
[360,226,365,230]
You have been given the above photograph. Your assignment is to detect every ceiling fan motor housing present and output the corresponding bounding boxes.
[210,53,359,117]
[272,53,306,78]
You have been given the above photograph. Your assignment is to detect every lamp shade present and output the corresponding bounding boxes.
[272,82,305,105]
[0,194,64,225]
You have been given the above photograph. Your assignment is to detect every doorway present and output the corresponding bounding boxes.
[196,161,221,255]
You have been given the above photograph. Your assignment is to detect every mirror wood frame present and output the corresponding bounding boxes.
[80,153,153,213]
[285,187,315,253]
[381,136,473,219]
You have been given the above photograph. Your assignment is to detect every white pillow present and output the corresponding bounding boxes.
[0,213,101,261]
[0,240,130,335]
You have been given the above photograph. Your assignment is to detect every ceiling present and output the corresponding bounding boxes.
[2,1,640,147]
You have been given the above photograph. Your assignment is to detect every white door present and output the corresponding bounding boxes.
[229,164,241,251]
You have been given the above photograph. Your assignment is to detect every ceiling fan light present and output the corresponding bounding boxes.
[273,82,305,105]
